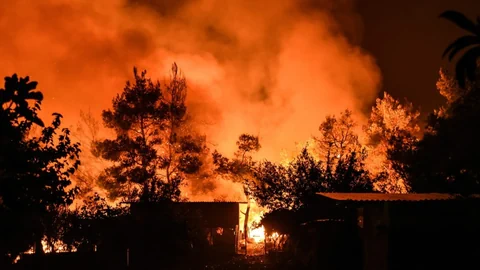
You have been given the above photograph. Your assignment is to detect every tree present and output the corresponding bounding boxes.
[440,10,480,88]
[314,110,361,168]
[212,133,261,241]
[61,193,128,252]
[247,148,323,211]
[158,64,206,199]
[94,67,164,201]
[72,110,108,199]
[326,151,373,193]
[95,64,205,202]
[247,147,372,213]
[364,92,421,193]
[392,70,480,194]
[313,110,373,192]
[0,74,80,263]
[212,133,260,181]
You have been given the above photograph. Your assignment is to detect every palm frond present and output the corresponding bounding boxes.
[454,47,480,88]
[443,35,480,60]
[26,91,44,102]
[440,10,479,35]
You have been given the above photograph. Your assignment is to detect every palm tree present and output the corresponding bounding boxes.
[440,10,480,88]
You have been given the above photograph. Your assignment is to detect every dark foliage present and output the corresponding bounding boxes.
[440,10,480,88]
[261,209,300,236]
[0,74,80,264]
[247,148,372,212]
[212,133,260,182]
[391,88,480,195]
[61,194,128,252]
[94,67,167,201]
[94,64,206,202]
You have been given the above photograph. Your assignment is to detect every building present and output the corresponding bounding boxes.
[128,201,246,267]
[314,193,480,270]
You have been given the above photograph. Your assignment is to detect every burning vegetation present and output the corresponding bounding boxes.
[0,60,465,261]
[1,0,480,268]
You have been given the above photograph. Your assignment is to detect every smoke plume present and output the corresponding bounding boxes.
[0,0,381,200]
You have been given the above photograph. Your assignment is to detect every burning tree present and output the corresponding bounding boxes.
[0,74,80,264]
[72,110,109,199]
[314,109,361,167]
[313,110,373,192]
[364,92,421,193]
[94,64,206,202]
[393,68,480,194]
[212,134,261,244]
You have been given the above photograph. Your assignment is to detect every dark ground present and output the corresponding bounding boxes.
[12,253,302,270]
[203,255,299,270]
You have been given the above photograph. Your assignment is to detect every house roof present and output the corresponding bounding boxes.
[300,219,345,226]
[124,201,248,204]
[317,192,463,202]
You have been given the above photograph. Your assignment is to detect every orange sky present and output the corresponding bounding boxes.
[0,0,381,162]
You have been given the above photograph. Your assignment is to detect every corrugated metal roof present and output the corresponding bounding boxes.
[300,219,344,226]
[123,201,248,204]
[317,192,460,202]
[185,201,248,204]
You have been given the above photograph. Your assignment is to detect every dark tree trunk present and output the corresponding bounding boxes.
[243,202,250,254]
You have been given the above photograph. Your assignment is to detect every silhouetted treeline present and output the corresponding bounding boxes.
[0,75,80,265]
[1,10,480,268]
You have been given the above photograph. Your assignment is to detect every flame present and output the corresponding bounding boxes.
[250,225,265,243]
[0,1,385,254]
[0,0,381,167]
[24,238,77,254]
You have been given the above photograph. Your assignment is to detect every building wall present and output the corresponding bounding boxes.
[358,200,480,270]
[358,203,389,270]
[388,201,480,270]
[128,202,241,267]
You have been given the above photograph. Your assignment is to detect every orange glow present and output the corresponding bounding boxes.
[249,226,265,243]
[25,238,76,254]
[0,0,380,161]
[0,0,382,213]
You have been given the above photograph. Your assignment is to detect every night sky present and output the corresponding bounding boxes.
[356,0,480,114]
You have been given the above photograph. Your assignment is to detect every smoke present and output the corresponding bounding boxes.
[0,0,381,200]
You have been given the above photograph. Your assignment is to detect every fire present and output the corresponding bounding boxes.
[0,0,385,258]
[0,0,381,168]
[249,225,265,243]
[24,237,76,254]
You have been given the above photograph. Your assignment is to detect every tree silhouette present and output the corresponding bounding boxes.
[61,193,128,253]
[0,74,80,264]
[247,148,323,211]
[440,10,480,88]
[159,64,206,198]
[247,147,372,213]
[212,133,261,241]
[212,133,260,181]
[314,110,360,168]
[94,67,164,201]
[95,64,205,202]
[391,70,480,195]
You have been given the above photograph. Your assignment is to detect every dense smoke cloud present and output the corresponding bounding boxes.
[0,0,381,199]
